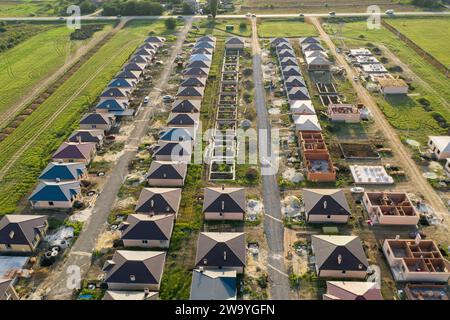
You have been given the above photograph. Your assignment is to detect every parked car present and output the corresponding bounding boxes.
[385,9,394,15]
[207,14,213,18]
[329,11,336,16]
[144,96,150,104]
[245,12,252,17]
[177,15,184,19]
[299,13,304,17]
[252,14,256,17]
[350,187,365,194]
[409,231,426,239]
[162,95,174,103]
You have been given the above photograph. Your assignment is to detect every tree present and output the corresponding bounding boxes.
[182,2,195,14]
[165,18,176,30]
[209,0,218,19]
[79,0,96,14]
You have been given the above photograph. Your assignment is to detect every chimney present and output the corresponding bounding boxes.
[337,254,342,265]
[56,178,61,183]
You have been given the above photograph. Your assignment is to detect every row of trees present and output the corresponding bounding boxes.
[411,0,443,8]
[102,0,163,16]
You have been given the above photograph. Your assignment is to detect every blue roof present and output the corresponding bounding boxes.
[160,128,193,141]
[39,165,77,180]
[109,79,133,88]
[190,270,237,300]
[96,99,126,112]
[29,182,80,202]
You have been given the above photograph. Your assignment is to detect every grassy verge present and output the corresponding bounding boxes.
[0,20,176,214]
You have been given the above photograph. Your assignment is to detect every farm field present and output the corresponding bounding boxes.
[386,17,450,67]
[257,18,317,37]
[190,18,251,39]
[0,0,55,17]
[236,0,417,14]
[323,19,450,144]
[0,22,113,120]
[0,19,175,215]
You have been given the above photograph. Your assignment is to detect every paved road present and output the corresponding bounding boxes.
[310,17,447,215]
[0,11,449,21]
[250,18,290,300]
[30,18,193,300]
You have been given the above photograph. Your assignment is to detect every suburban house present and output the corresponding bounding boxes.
[303,189,351,223]
[0,215,48,252]
[270,37,289,48]
[198,35,216,43]
[191,48,213,55]
[362,192,420,225]
[147,161,187,187]
[225,37,244,50]
[284,76,306,91]
[134,48,154,60]
[180,77,207,88]
[108,78,136,90]
[277,43,293,51]
[287,87,310,101]
[68,129,104,146]
[282,66,302,78]
[377,77,409,95]
[293,115,321,132]
[203,186,246,220]
[134,188,181,217]
[190,269,237,300]
[103,290,158,300]
[277,49,295,59]
[129,54,150,65]
[52,142,96,164]
[189,54,212,63]
[39,162,87,182]
[29,181,82,209]
[302,42,325,53]
[103,250,166,291]
[167,113,200,129]
[311,235,369,279]
[194,41,215,49]
[96,99,129,115]
[100,87,129,101]
[383,238,450,282]
[176,85,208,100]
[300,37,320,45]
[186,60,211,69]
[116,69,141,80]
[145,36,165,46]
[328,104,361,123]
[171,100,201,113]
[323,281,383,300]
[79,113,115,132]
[289,100,315,115]
[159,127,194,142]
[0,278,19,300]
[195,232,246,273]
[427,136,450,160]
[305,54,331,71]
[119,214,174,249]
[123,62,146,73]
[152,141,192,162]
[182,68,209,78]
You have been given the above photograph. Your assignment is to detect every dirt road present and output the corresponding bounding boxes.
[309,17,447,215]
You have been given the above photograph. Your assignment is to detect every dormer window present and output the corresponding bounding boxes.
[203,259,207,265]
[130,275,136,281]
[9,231,14,239]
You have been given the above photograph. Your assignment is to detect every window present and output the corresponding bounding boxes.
[342,270,346,274]
[142,240,148,244]
[48,201,54,206]
[327,215,331,219]
[6,244,12,249]
[92,125,97,129]
[130,275,136,281]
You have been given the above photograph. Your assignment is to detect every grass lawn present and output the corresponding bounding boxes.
[190,19,252,39]
[0,22,113,119]
[257,18,318,38]
[0,19,175,214]
[0,0,55,17]
[386,17,450,67]
[323,20,450,144]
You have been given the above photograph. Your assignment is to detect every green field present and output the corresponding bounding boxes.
[0,23,112,119]
[0,0,55,17]
[386,17,450,67]
[0,20,176,214]
[190,19,252,39]
[257,18,318,37]
[324,20,450,144]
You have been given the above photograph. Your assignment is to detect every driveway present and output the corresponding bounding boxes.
[250,18,290,300]
[29,18,193,300]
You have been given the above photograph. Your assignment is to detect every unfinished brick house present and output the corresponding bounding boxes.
[298,132,336,182]
[383,239,450,282]
[362,192,420,226]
